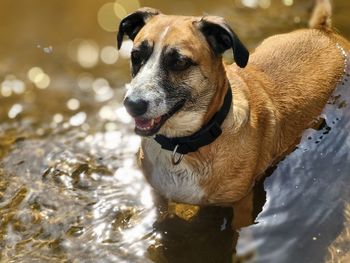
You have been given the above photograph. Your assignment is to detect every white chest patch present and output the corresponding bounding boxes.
[143,139,209,204]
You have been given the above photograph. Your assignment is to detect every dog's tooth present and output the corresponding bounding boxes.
[150,119,155,126]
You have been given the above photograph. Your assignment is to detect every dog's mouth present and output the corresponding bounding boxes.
[134,116,165,136]
[133,100,186,136]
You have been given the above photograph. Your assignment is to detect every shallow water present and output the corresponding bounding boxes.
[0,0,350,262]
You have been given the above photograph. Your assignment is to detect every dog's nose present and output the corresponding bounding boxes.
[123,97,149,117]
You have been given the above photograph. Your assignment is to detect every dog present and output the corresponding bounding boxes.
[117,0,349,215]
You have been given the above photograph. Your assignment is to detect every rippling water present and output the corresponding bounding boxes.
[0,0,350,262]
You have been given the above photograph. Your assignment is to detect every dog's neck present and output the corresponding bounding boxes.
[203,76,230,125]
[154,77,232,156]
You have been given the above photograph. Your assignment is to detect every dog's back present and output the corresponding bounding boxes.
[231,0,349,156]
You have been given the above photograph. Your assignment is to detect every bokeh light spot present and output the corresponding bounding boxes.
[77,40,99,68]
[35,74,51,89]
[12,80,25,94]
[92,78,114,102]
[53,113,64,123]
[115,106,132,124]
[67,98,81,111]
[283,0,294,6]
[101,46,119,64]
[28,67,44,82]
[78,73,94,90]
[97,3,120,32]
[1,82,12,97]
[69,112,87,126]
[259,0,271,9]
[99,105,117,121]
[113,3,128,20]
[8,104,23,119]
[1,76,26,96]
[28,67,51,89]
[115,0,140,14]
[241,0,258,8]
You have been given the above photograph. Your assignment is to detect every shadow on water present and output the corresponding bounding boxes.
[1,0,350,262]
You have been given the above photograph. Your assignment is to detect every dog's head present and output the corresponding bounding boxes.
[118,7,249,137]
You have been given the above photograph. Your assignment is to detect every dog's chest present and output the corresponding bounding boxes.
[142,140,209,204]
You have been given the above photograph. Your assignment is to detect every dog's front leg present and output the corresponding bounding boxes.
[232,190,255,229]
[231,178,267,229]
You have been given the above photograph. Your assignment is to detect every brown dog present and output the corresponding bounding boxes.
[118,0,349,211]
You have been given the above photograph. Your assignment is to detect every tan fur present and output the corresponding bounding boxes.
[309,0,332,31]
[200,29,348,204]
[133,2,350,206]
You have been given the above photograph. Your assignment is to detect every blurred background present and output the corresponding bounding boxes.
[0,0,349,263]
[0,0,349,125]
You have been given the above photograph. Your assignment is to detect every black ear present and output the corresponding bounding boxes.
[194,16,249,68]
[117,7,160,49]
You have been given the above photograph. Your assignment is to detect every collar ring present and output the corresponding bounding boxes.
[172,145,184,165]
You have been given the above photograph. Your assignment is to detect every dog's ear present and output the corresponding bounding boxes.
[194,16,249,68]
[117,7,161,49]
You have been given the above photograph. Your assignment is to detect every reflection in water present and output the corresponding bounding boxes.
[152,207,235,263]
[1,0,350,262]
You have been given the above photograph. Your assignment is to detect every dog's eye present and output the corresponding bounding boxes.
[167,57,193,71]
[130,41,153,77]
[131,50,144,76]
[131,50,142,66]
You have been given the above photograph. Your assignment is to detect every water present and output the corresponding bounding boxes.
[0,0,350,262]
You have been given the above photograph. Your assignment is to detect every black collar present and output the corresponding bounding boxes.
[154,86,232,155]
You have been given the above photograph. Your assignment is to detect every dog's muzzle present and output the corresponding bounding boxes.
[123,97,162,135]
[123,93,187,137]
